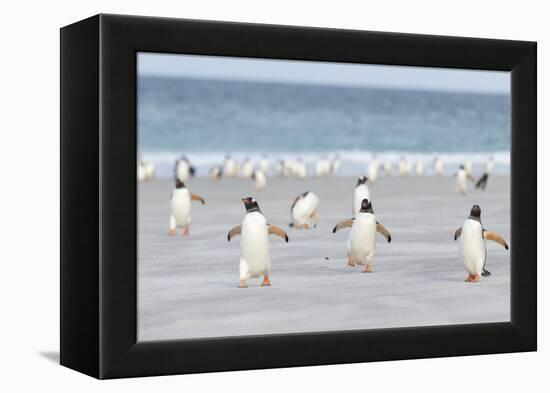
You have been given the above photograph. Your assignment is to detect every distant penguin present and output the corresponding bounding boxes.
[464,160,473,177]
[137,160,146,182]
[475,156,494,190]
[456,165,474,195]
[353,176,371,215]
[168,179,205,236]
[252,169,267,190]
[383,161,393,176]
[295,158,307,179]
[332,198,391,273]
[331,155,342,175]
[315,158,331,177]
[433,157,444,176]
[143,161,155,181]
[209,165,222,180]
[368,158,380,182]
[415,161,424,176]
[289,191,319,229]
[227,197,288,288]
[454,205,508,282]
[175,156,195,182]
[224,156,238,177]
[241,158,254,178]
[398,157,410,177]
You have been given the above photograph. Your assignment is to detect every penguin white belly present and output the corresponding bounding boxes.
[176,161,190,181]
[460,220,485,275]
[241,162,253,178]
[347,214,376,265]
[435,160,444,175]
[292,193,319,226]
[224,160,236,177]
[353,185,370,215]
[240,212,270,279]
[368,164,378,182]
[138,163,146,182]
[171,189,191,227]
[254,171,267,189]
[456,171,467,193]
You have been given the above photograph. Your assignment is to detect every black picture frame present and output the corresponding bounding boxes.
[60,14,536,379]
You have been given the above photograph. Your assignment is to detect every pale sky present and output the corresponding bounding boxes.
[138,52,509,94]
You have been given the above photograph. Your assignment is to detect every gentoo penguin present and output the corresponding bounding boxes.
[464,159,473,177]
[209,165,222,180]
[289,191,319,229]
[383,161,392,176]
[175,156,196,182]
[415,161,424,176]
[353,176,371,215]
[456,165,475,195]
[475,156,494,190]
[252,169,267,190]
[331,155,342,175]
[433,157,444,176]
[397,156,410,176]
[295,158,307,180]
[227,197,288,288]
[332,198,391,273]
[168,179,205,236]
[224,155,238,177]
[315,158,331,177]
[454,205,509,282]
[241,158,254,178]
[137,160,146,182]
[368,157,380,182]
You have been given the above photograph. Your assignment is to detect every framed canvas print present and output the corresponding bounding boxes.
[60,14,536,379]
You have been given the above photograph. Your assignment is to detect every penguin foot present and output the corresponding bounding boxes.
[239,280,248,288]
[261,275,271,287]
[465,274,480,282]
[303,224,310,230]
[481,269,492,277]
[347,257,356,267]
[363,264,373,273]
[168,229,176,236]
[182,227,190,236]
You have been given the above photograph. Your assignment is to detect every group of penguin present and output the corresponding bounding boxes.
[168,170,509,288]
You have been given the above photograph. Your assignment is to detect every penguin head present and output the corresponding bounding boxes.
[359,198,374,213]
[175,179,185,189]
[242,197,261,213]
[356,176,369,186]
[469,204,481,218]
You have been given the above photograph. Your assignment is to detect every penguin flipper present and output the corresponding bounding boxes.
[332,218,354,233]
[227,225,242,241]
[191,193,206,205]
[454,227,462,241]
[483,231,509,250]
[376,222,392,243]
[268,224,289,242]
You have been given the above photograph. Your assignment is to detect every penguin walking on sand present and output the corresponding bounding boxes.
[353,176,370,215]
[224,155,238,177]
[415,161,424,176]
[175,156,196,182]
[475,156,494,190]
[241,158,254,178]
[332,198,391,273]
[259,156,270,174]
[454,205,509,282]
[168,179,205,236]
[227,197,289,288]
[331,155,342,175]
[252,169,267,190]
[434,157,444,176]
[464,160,473,177]
[289,191,319,229]
[368,158,380,182]
[209,165,222,180]
[383,161,393,176]
[456,165,475,195]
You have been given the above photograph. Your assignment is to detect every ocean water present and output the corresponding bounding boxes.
[138,76,510,177]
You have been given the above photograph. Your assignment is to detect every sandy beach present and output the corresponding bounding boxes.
[138,175,510,341]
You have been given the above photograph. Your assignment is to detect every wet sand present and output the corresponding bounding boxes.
[138,175,510,341]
